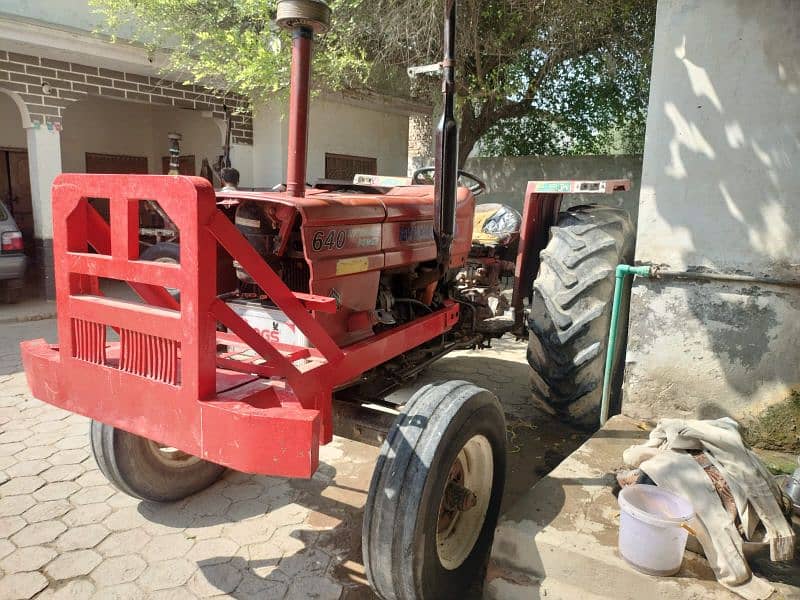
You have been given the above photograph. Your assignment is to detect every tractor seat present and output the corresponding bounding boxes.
[471,203,522,247]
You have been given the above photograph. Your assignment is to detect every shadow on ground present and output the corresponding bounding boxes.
[138,340,590,598]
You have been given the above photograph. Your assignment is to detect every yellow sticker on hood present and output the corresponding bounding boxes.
[336,256,370,276]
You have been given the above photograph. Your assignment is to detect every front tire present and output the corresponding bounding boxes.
[363,381,506,600]
[140,242,180,299]
[90,421,225,502]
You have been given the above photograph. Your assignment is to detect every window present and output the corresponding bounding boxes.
[325,153,377,181]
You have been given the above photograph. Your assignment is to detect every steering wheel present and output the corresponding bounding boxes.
[411,167,487,196]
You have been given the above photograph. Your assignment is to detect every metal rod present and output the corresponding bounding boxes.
[286,28,313,198]
[433,0,458,270]
[653,267,800,288]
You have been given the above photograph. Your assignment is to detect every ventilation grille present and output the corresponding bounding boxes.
[283,259,310,294]
[120,329,179,386]
[71,319,106,364]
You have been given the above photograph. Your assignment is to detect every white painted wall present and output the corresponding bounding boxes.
[253,101,288,189]
[230,144,254,190]
[0,91,25,148]
[307,98,409,182]
[635,0,800,273]
[624,0,800,421]
[0,0,121,36]
[59,97,228,181]
[60,98,155,174]
[464,154,643,223]
[252,96,410,188]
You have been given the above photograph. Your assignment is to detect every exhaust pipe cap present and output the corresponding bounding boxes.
[276,0,332,34]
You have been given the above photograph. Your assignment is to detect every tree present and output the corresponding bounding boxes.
[479,50,651,157]
[351,0,656,162]
[89,0,370,99]
[91,0,656,163]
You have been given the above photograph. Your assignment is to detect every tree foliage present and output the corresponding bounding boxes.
[91,0,656,161]
[89,0,370,98]
[480,50,651,157]
[350,0,656,160]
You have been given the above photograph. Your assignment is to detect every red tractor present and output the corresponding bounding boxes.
[20,1,634,598]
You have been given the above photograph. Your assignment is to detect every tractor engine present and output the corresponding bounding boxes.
[456,203,522,323]
[224,184,476,348]
[232,200,309,293]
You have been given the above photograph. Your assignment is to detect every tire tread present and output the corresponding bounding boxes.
[527,206,635,427]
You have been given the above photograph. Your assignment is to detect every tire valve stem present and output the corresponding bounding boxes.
[445,481,478,512]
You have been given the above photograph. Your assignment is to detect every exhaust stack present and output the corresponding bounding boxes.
[276,0,331,198]
[433,0,459,270]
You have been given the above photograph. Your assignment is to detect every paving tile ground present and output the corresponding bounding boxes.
[0,319,586,599]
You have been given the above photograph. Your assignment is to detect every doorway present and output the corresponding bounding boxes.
[0,148,33,250]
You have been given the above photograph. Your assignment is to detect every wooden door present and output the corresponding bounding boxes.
[7,151,32,243]
[85,154,149,225]
[161,155,196,176]
[85,153,149,174]
[0,149,33,246]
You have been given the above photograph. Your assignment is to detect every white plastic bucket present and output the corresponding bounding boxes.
[618,484,694,576]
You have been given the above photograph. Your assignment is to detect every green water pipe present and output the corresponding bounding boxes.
[599,264,651,427]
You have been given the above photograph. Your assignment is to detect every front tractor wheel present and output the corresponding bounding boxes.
[363,381,506,600]
[527,205,635,429]
[90,421,225,502]
[139,242,180,300]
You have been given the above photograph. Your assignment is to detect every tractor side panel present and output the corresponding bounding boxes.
[381,186,475,269]
[451,188,476,269]
[301,221,384,346]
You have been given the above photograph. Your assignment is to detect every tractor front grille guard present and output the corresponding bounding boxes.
[20,174,459,478]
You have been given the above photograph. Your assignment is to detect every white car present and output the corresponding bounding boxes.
[0,202,26,303]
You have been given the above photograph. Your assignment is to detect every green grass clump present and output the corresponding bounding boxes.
[742,391,800,454]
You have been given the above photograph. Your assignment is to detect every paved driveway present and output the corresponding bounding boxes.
[0,320,585,599]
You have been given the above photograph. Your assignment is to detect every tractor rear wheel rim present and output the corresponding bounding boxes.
[436,434,493,570]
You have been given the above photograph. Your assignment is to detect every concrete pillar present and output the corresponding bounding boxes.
[26,126,62,300]
[252,101,287,189]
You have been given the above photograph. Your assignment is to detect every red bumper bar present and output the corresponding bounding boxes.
[22,339,321,478]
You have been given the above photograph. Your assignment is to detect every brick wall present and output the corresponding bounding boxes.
[0,50,253,144]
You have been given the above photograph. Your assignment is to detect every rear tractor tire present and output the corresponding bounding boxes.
[363,381,506,600]
[90,421,225,502]
[527,206,635,429]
